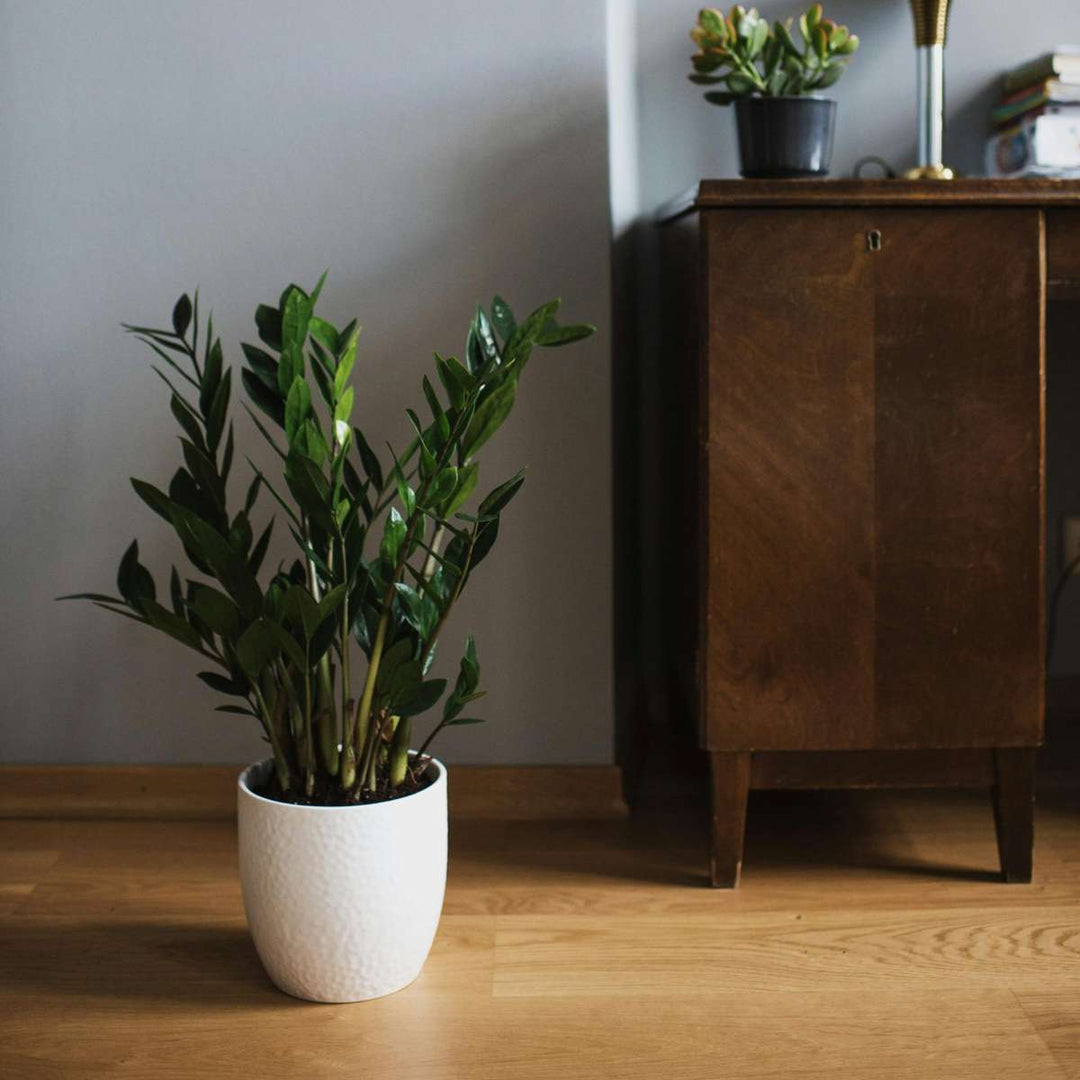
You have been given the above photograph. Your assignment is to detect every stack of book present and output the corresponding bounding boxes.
[986,48,1080,178]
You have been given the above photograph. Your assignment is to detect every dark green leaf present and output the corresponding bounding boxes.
[478,469,525,517]
[139,599,203,651]
[465,323,483,375]
[490,295,516,341]
[353,427,384,491]
[397,677,447,718]
[518,299,561,345]
[284,376,312,444]
[169,567,184,616]
[442,461,479,516]
[131,478,173,524]
[242,369,285,427]
[200,338,223,416]
[206,367,231,452]
[170,393,206,452]
[474,306,499,366]
[380,507,407,564]
[197,670,248,695]
[283,583,321,639]
[284,451,331,530]
[310,610,339,663]
[424,466,458,508]
[308,316,338,355]
[310,353,334,410]
[235,618,280,680]
[248,516,274,575]
[263,619,307,670]
[56,592,125,603]
[470,517,500,569]
[434,353,466,410]
[535,322,595,347]
[169,505,263,618]
[463,379,516,458]
[255,304,282,352]
[189,583,241,636]
[241,343,278,388]
[281,286,312,352]
[172,294,193,338]
[117,540,156,606]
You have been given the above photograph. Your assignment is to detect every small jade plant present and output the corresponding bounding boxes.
[689,4,859,103]
[61,277,594,804]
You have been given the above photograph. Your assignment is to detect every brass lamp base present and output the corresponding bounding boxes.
[902,164,956,180]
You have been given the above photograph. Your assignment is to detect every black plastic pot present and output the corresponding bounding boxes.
[734,96,836,179]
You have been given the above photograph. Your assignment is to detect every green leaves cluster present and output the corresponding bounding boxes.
[689,3,858,103]
[61,278,595,805]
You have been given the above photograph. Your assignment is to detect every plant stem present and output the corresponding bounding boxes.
[351,609,388,787]
[303,666,315,796]
[419,528,476,670]
[349,402,474,793]
[252,682,292,792]
[421,525,445,581]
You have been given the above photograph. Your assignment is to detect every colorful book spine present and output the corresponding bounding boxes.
[991,80,1080,128]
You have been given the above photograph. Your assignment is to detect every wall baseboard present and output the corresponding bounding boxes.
[0,764,627,822]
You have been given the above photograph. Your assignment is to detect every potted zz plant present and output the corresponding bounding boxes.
[689,3,859,178]
[61,277,594,1002]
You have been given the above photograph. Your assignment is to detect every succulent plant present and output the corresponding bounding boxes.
[689,3,859,103]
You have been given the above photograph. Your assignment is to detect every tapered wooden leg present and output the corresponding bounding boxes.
[992,748,1036,883]
[709,751,751,888]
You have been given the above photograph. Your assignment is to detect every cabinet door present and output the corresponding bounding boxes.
[872,208,1043,749]
[702,207,1044,752]
[702,209,877,750]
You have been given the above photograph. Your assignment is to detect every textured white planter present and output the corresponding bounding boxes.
[237,756,447,1003]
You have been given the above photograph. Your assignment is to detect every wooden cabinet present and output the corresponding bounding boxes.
[657,180,1080,887]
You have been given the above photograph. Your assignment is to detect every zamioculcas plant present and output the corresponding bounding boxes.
[689,3,859,104]
[61,277,595,805]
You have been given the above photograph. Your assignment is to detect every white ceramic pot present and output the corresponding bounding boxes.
[237,756,447,1003]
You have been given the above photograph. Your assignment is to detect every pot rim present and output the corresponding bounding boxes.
[736,94,835,103]
[238,753,445,813]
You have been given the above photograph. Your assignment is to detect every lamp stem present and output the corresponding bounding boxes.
[915,43,944,168]
[905,0,954,179]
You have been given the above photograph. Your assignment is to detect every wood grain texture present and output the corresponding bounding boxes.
[709,751,750,887]
[1045,210,1080,285]
[0,765,627,822]
[699,208,1044,754]
[702,209,875,751]
[871,209,1044,749]
[750,748,996,789]
[659,178,1080,221]
[994,748,1038,883]
[3,788,1080,1078]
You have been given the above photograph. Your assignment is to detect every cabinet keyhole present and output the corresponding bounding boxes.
[867,229,882,252]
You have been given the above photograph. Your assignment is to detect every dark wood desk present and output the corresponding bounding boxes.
[658,179,1080,886]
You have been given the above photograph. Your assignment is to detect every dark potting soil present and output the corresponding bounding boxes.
[251,763,436,807]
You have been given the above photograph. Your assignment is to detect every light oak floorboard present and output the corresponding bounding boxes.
[1,788,1078,1079]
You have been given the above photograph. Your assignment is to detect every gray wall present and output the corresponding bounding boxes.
[0,0,613,764]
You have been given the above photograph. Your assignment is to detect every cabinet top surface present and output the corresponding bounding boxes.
[659,178,1080,222]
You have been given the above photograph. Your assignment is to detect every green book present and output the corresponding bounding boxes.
[1004,49,1080,94]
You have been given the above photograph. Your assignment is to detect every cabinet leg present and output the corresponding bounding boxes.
[992,748,1036,883]
[709,751,751,888]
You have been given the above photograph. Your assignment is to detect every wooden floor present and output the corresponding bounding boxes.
[3,787,1080,1079]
